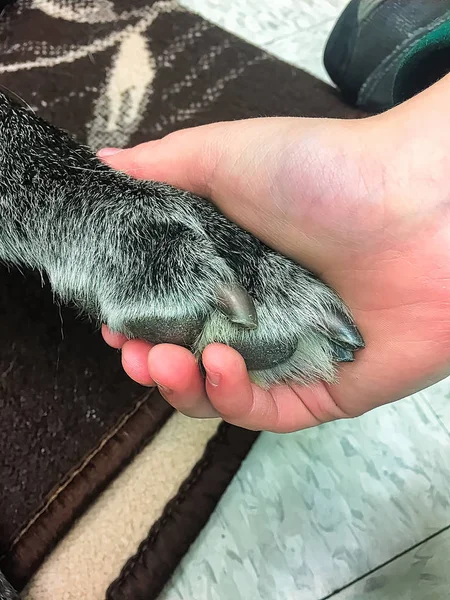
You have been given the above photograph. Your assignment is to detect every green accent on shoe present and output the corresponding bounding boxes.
[394,17,450,104]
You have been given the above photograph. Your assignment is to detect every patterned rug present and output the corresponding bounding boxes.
[0,1,362,598]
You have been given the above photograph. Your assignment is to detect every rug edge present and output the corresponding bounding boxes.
[1,390,173,591]
[107,422,259,600]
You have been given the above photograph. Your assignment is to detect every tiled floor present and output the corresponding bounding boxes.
[334,527,450,600]
[179,0,349,81]
[165,1,450,598]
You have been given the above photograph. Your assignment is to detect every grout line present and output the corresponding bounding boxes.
[320,523,450,599]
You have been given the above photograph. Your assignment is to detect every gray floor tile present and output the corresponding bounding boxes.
[162,395,450,600]
[179,0,349,80]
[333,527,450,600]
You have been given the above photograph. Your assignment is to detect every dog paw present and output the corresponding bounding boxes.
[49,170,363,388]
[0,92,364,388]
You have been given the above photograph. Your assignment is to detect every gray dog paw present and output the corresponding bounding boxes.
[0,92,364,388]
[50,174,364,388]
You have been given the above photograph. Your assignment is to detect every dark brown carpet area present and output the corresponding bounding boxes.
[0,0,362,593]
[0,270,151,544]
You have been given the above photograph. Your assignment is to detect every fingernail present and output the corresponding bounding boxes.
[206,369,221,387]
[154,380,172,396]
[97,147,123,158]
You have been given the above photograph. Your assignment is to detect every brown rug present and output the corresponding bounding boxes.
[0,0,362,598]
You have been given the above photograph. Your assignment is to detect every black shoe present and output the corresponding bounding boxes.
[324,0,450,111]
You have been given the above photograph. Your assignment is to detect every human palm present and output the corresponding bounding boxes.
[101,78,450,432]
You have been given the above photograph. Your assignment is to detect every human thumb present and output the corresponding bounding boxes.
[96,120,233,198]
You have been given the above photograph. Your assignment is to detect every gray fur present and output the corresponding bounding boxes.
[0,572,18,600]
[0,91,364,390]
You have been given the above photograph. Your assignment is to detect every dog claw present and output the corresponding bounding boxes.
[216,283,258,329]
[322,310,365,350]
[331,343,354,362]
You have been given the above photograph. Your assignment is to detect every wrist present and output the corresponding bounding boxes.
[356,75,450,219]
